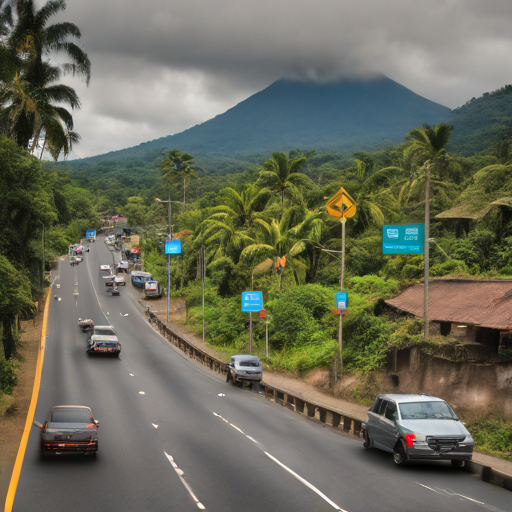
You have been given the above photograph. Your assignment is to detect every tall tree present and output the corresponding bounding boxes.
[1,0,90,154]
[240,218,307,290]
[405,123,453,165]
[160,149,197,207]
[209,184,271,229]
[259,151,311,216]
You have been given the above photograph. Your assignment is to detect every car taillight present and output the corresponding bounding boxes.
[86,423,97,429]
[405,433,416,447]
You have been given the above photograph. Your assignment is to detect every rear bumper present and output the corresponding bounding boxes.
[86,348,121,355]
[42,440,97,452]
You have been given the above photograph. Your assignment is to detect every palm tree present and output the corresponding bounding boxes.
[347,165,400,233]
[405,123,453,165]
[240,218,307,290]
[160,149,197,207]
[259,151,312,216]
[405,122,453,342]
[208,184,272,229]
[1,0,90,151]
[1,66,80,158]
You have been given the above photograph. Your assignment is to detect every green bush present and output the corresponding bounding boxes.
[344,312,392,372]
[0,355,18,394]
[466,417,512,460]
[430,258,469,277]
[272,338,338,374]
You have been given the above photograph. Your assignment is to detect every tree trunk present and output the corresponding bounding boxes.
[2,317,16,359]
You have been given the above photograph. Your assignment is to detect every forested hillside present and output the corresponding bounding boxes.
[448,85,512,156]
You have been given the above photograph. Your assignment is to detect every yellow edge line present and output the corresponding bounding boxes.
[4,288,51,512]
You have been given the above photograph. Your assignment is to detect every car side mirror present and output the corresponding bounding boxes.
[94,420,99,427]
[33,421,43,429]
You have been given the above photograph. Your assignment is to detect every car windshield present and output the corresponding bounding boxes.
[51,408,93,423]
[239,360,260,367]
[95,341,118,347]
[399,401,456,420]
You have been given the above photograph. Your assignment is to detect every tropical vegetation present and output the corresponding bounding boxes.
[0,0,94,408]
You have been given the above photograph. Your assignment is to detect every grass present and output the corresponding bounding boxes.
[465,417,512,461]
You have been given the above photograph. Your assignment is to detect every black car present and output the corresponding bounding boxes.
[87,334,121,356]
[34,405,99,455]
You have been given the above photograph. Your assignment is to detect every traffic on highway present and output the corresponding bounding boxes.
[10,237,512,511]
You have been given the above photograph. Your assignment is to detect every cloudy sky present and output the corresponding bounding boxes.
[52,0,512,159]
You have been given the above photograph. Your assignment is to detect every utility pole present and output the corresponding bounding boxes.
[424,162,431,342]
[201,245,205,347]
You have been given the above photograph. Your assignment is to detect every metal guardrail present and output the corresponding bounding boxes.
[146,309,512,491]
[146,310,363,437]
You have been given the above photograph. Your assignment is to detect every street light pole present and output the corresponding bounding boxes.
[155,197,175,324]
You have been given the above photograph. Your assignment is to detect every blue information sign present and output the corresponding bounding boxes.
[336,292,348,310]
[241,291,263,312]
[164,239,182,255]
[86,229,96,238]
[383,224,424,255]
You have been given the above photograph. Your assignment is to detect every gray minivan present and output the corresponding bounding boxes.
[362,394,473,467]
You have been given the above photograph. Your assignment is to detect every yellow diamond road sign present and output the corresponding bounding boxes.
[326,187,356,219]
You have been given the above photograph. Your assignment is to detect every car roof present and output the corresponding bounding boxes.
[94,325,115,330]
[377,393,446,404]
[232,354,261,361]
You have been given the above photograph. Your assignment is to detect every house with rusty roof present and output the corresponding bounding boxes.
[385,279,512,362]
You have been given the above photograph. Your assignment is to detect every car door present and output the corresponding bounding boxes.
[368,398,389,450]
[379,401,399,451]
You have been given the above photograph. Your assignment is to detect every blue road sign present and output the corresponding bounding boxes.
[336,292,348,310]
[86,229,96,238]
[241,291,263,312]
[165,239,182,255]
[383,224,424,255]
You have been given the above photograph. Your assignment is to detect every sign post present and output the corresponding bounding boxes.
[164,239,182,323]
[326,187,356,376]
[241,292,263,353]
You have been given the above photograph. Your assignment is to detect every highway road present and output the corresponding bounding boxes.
[11,238,512,511]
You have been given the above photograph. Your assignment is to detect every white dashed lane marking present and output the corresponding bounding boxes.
[164,452,205,510]
[212,412,346,511]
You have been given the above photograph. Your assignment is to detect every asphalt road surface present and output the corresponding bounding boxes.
[12,238,512,511]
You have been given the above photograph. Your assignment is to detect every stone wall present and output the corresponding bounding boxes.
[391,349,512,419]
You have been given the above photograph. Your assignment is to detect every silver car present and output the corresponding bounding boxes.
[226,355,262,385]
[34,405,99,455]
[362,394,473,467]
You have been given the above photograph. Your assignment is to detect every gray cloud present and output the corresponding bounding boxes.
[49,0,512,158]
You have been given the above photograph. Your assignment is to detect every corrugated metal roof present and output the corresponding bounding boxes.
[385,279,512,330]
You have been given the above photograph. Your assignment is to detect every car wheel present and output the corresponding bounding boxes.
[231,375,237,386]
[393,441,408,465]
[363,430,373,449]
[451,460,465,468]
